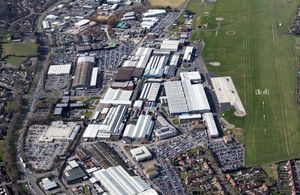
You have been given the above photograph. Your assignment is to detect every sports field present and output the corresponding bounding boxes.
[190,0,300,166]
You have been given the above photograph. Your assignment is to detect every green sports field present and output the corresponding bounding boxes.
[190,0,300,166]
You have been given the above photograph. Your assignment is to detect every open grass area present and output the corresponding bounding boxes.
[148,0,187,9]
[6,56,28,66]
[190,0,300,166]
[2,42,37,57]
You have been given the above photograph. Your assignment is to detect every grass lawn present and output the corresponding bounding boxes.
[148,0,187,9]
[2,42,37,57]
[6,56,28,66]
[190,0,300,166]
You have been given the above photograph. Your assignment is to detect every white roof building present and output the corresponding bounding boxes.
[169,54,180,66]
[164,74,210,114]
[100,88,133,105]
[183,46,194,62]
[126,47,153,69]
[83,105,128,139]
[123,115,154,140]
[180,71,201,82]
[143,9,166,17]
[77,55,95,63]
[181,79,210,113]
[139,83,160,102]
[130,146,152,162]
[144,55,168,78]
[160,40,180,51]
[92,166,158,195]
[42,21,51,29]
[203,112,219,138]
[48,64,72,75]
[164,81,189,114]
[75,19,91,28]
[90,67,98,87]
[39,121,80,142]
[41,178,58,191]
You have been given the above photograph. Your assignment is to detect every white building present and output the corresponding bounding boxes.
[144,55,168,78]
[90,67,99,87]
[100,88,133,105]
[164,81,189,114]
[47,64,72,75]
[143,9,166,17]
[139,83,160,102]
[203,112,219,138]
[160,40,180,51]
[123,115,154,140]
[92,166,158,195]
[183,46,195,62]
[39,121,80,142]
[83,105,128,140]
[130,146,152,162]
[42,21,51,29]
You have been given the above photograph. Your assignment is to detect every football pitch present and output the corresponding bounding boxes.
[190,0,300,166]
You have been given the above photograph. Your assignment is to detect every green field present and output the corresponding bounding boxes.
[190,0,300,166]
[2,42,37,57]
[2,42,37,66]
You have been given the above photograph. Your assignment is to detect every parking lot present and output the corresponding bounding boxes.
[209,139,244,172]
[152,12,180,34]
[24,125,70,171]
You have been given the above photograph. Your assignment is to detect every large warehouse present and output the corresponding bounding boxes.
[72,56,95,89]
[160,40,180,51]
[92,166,158,195]
[100,88,133,105]
[123,115,154,140]
[83,105,128,140]
[143,55,168,78]
[139,83,161,102]
[39,121,80,142]
[164,72,210,114]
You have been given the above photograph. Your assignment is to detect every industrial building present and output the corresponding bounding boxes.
[169,54,180,66]
[63,160,87,184]
[160,40,180,51]
[40,178,58,191]
[72,56,95,89]
[181,79,210,113]
[164,81,189,114]
[139,83,160,102]
[39,121,80,142]
[143,9,166,17]
[100,88,133,105]
[203,112,219,138]
[211,76,246,117]
[144,55,168,78]
[130,146,152,162]
[134,47,154,69]
[183,46,195,62]
[92,166,158,195]
[154,126,177,140]
[48,64,72,75]
[164,72,210,115]
[123,115,154,140]
[82,105,128,140]
[90,67,99,87]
